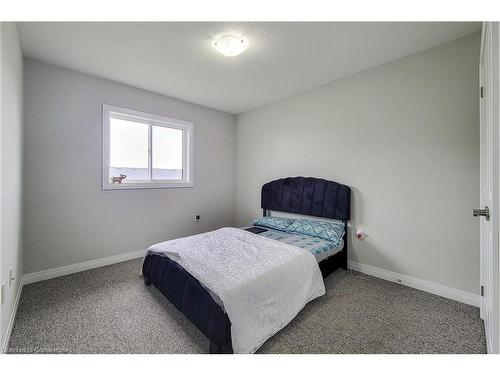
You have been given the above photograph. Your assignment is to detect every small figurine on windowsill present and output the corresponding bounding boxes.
[111,174,127,184]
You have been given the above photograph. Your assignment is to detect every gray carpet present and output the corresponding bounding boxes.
[8,259,486,354]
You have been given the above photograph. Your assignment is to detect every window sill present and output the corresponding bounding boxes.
[102,181,194,190]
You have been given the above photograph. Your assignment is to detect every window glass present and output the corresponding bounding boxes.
[152,125,183,180]
[109,117,149,183]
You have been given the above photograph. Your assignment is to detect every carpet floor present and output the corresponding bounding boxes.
[7,258,486,354]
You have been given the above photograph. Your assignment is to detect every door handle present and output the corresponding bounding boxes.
[473,206,490,221]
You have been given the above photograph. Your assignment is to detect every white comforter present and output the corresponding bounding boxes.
[146,227,325,354]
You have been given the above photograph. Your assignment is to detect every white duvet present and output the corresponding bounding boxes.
[146,227,325,354]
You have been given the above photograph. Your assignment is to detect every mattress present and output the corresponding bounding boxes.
[150,226,342,314]
[254,227,343,263]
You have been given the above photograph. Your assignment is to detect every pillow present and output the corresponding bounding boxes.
[286,219,345,246]
[251,216,294,232]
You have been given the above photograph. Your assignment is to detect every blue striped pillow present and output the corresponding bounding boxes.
[286,219,345,247]
[251,217,294,232]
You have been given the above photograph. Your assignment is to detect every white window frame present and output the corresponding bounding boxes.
[102,104,194,190]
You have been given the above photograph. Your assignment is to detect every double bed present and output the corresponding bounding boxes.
[142,176,351,353]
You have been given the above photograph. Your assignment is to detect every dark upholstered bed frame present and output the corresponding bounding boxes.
[142,176,351,354]
[261,177,351,276]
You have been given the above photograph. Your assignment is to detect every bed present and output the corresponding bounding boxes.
[142,176,351,353]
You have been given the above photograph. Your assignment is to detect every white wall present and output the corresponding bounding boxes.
[23,58,235,274]
[0,23,23,350]
[235,33,480,294]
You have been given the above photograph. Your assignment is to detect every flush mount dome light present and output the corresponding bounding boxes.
[211,35,248,57]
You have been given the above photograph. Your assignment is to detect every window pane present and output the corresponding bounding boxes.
[109,117,149,183]
[152,125,183,180]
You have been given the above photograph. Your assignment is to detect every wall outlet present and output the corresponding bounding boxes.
[194,214,200,222]
[9,266,15,286]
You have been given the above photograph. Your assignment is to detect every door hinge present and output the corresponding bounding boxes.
[481,285,484,297]
[480,86,485,98]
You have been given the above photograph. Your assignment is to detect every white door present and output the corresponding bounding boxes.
[478,21,499,354]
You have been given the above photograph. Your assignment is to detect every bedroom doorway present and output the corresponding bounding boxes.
[477,21,500,354]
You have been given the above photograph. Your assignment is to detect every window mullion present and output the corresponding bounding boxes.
[148,123,153,181]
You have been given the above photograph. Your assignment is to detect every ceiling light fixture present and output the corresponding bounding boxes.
[211,35,248,57]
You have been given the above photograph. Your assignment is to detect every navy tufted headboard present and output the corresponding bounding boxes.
[261,177,351,221]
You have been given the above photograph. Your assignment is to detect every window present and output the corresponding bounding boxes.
[102,104,194,189]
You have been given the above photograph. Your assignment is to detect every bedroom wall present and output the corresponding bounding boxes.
[235,33,480,295]
[23,58,236,273]
[1,23,24,350]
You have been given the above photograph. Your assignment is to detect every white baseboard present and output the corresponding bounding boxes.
[348,260,480,307]
[485,320,493,354]
[22,249,145,285]
[2,281,23,353]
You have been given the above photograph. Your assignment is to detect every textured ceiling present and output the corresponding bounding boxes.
[18,22,480,114]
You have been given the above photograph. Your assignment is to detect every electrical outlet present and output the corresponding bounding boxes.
[9,266,15,286]
[194,214,200,222]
